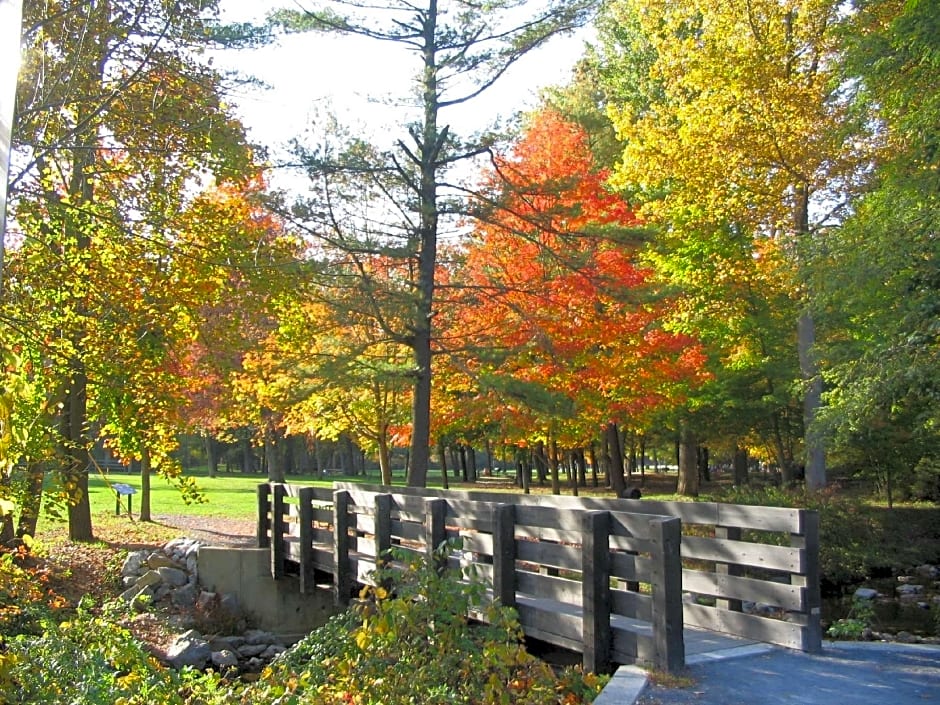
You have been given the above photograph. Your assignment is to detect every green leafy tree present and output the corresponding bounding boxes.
[605,0,878,489]
[6,0,258,539]
[815,0,940,503]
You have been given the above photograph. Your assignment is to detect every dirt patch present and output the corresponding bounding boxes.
[35,513,258,660]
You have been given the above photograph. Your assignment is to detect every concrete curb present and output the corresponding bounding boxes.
[592,665,648,705]
[685,642,775,666]
[594,644,778,704]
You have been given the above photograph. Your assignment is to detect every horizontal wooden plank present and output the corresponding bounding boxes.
[611,587,652,622]
[682,603,807,650]
[309,526,331,544]
[356,537,378,559]
[516,570,582,606]
[312,508,333,523]
[387,493,428,515]
[348,556,379,585]
[331,482,804,535]
[609,534,651,554]
[514,525,582,545]
[390,519,425,543]
[717,504,804,534]
[611,620,656,665]
[609,512,658,540]
[311,548,334,572]
[682,570,806,611]
[354,514,377,535]
[463,562,493,583]
[682,536,806,573]
[516,540,581,572]
[515,505,586,533]
[461,532,494,556]
[515,597,584,645]
[610,551,639,581]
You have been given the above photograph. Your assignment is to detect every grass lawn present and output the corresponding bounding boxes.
[80,466,684,522]
[88,469,330,519]
[84,466,464,519]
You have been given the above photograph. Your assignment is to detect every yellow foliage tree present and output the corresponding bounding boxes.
[608,0,880,488]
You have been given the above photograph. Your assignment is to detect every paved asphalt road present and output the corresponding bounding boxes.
[631,642,939,705]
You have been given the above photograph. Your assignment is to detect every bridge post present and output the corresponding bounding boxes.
[270,484,287,579]
[714,525,742,612]
[582,510,611,675]
[425,498,447,570]
[492,503,516,608]
[333,490,351,607]
[256,483,271,549]
[374,493,392,570]
[793,510,822,653]
[650,516,684,673]
[298,487,315,594]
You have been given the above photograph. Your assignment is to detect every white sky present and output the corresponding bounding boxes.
[216,0,593,158]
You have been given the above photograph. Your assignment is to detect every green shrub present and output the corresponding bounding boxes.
[1,603,220,705]
[0,545,68,640]
[230,541,608,705]
[826,598,875,640]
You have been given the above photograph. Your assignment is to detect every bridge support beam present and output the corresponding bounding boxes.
[582,510,611,675]
[650,516,684,673]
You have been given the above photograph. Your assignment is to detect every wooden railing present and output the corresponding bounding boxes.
[257,482,686,674]
[327,484,822,654]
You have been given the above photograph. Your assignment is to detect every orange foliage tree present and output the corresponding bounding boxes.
[439,110,708,494]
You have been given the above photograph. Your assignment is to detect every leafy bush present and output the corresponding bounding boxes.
[826,598,875,640]
[0,544,68,639]
[1,542,607,704]
[1,601,220,705]
[229,541,607,705]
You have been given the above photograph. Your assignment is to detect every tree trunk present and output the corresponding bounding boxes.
[534,441,547,486]
[407,0,443,489]
[15,463,45,539]
[549,439,561,495]
[139,446,152,522]
[698,446,710,483]
[588,443,598,487]
[378,434,393,485]
[798,309,826,489]
[467,446,477,483]
[794,184,826,490]
[605,423,626,497]
[205,433,219,478]
[241,434,254,474]
[518,448,531,494]
[438,439,448,489]
[263,409,284,482]
[63,367,93,541]
[676,423,699,497]
[733,445,749,486]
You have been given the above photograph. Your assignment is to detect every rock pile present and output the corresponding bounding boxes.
[120,538,293,672]
[849,563,940,645]
[120,537,204,610]
[166,627,288,672]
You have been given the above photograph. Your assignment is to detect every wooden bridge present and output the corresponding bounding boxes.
[257,482,821,674]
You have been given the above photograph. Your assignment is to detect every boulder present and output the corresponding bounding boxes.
[211,650,240,669]
[146,552,180,570]
[167,630,211,670]
[157,566,189,587]
[853,587,879,600]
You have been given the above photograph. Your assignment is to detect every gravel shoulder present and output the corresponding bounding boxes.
[152,514,257,548]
